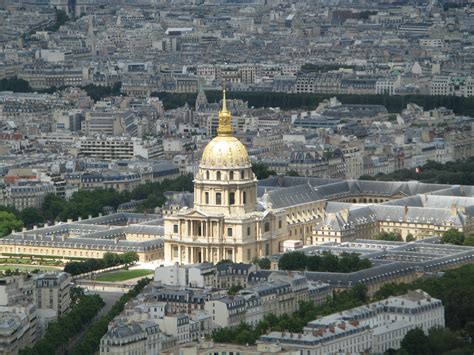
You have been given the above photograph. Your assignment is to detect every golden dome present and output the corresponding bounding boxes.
[200,90,251,168]
[201,135,251,168]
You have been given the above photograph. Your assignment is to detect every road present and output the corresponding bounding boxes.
[61,289,123,354]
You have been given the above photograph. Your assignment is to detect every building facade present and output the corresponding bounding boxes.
[163,92,288,264]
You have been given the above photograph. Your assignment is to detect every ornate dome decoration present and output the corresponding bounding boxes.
[200,90,251,169]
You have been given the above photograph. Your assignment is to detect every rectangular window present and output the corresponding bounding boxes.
[278,220,282,229]
[229,192,235,205]
[205,192,209,204]
[216,193,222,205]
[243,191,247,204]
[173,224,178,233]
[227,228,233,237]
[247,226,251,236]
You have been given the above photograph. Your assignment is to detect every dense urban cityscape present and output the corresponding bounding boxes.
[1,0,474,354]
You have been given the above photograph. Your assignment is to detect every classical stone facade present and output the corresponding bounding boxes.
[163,92,287,264]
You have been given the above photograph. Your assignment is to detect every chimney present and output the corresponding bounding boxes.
[88,215,92,219]
[341,208,349,223]
[67,219,72,223]
[44,223,48,228]
[22,228,27,232]
[277,174,283,187]
[450,203,457,217]
[33,225,37,230]
[78,216,82,221]
[404,205,408,217]
[99,212,103,217]
[55,221,59,225]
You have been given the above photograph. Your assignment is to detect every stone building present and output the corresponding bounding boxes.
[163,91,288,264]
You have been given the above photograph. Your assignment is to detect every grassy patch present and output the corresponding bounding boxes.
[95,269,153,282]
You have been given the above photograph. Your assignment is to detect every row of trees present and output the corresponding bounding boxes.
[440,228,474,246]
[0,77,121,102]
[0,174,194,232]
[212,284,369,345]
[63,252,139,276]
[19,294,104,355]
[0,77,31,92]
[151,90,474,117]
[361,158,474,186]
[278,251,372,273]
[375,231,416,242]
[70,278,151,354]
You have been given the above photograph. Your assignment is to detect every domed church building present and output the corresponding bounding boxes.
[163,91,288,264]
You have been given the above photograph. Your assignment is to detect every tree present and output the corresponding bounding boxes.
[278,252,307,270]
[428,327,466,355]
[401,328,431,355]
[463,234,474,246]
[251,162,276,180]
[19,208,45,227]
[406,233,416,242]
[256,257,271,270]
[351,284,368,303]
[0,77,31,92]
[0,211,23,237]
[287,170,300,177]
[441,229,465,245]
[228,285,243,295]
[375,231,403,241]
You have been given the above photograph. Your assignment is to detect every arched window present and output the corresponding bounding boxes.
[216,193,222,205]
[264,222,270,232]
[229,192,235,205]
[241,170,245,179]
[206,171,210,180]
[242,191,247,204]
[216,171,221,181]
[229,171,234,180]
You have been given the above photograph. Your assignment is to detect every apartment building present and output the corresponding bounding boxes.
[259,290,444,355]
[100,321,161,355]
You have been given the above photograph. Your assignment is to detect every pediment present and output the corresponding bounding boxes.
[177,209,219,219]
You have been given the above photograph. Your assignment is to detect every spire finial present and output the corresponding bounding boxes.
[217,87,232,136]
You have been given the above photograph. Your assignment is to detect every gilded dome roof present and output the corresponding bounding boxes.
[200,89,251,168]
[200,135,250,168]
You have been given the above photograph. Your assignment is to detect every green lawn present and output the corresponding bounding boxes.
[95,269,153,282]
[0,264,61,272]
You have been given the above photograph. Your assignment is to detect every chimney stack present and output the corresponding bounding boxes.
[450,203,457,217]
